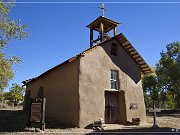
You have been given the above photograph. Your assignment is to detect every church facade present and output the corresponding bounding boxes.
[23,14,152,127]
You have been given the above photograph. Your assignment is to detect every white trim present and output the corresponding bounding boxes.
[105,89,119,91]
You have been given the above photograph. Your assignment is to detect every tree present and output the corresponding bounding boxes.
[166,91,177,109]
[0,53,13,91]
[156,42,180,108]
[0,0,28,92]
[5,83,25,106]
[142,42,180,109]
[142,73,160,108]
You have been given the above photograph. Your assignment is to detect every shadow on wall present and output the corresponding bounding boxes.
[102,42,141,84]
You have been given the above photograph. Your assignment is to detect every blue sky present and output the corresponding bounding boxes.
[3,0,180,91]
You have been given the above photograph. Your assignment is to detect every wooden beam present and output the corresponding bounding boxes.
[129,51,138,55]
[121,41,129,46]
[139,63,147,67]
[116,35,152,75]
[120,38,128,43]
[114,27,117,36]
[133,55,141,60]
[142,69,151,73]
[125,45,133,50]
[117,35,125,40]
[136,59,143,63]
[90,28,93,47]
[126,48,135,52]
[100,23,104,41]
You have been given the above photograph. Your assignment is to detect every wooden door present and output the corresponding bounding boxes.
[105,92,119,124]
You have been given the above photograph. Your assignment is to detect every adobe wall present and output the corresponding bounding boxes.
[78,39,146,127]
[25,59,80,127]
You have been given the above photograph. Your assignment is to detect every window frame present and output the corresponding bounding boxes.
[110,70,119,90]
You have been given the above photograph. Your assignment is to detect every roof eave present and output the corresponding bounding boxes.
[86,16,120,28]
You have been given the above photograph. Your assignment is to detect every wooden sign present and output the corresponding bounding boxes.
[149,108,161,112]
[130,103,138,109]
[27,98,46,131]
[30,103,41,122]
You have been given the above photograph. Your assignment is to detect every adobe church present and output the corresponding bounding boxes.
[23,5,152,127]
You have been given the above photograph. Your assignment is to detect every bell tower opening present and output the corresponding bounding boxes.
[87,4,120,47]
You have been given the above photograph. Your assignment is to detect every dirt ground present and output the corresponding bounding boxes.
[146,114,180,129]
[0,107,180,134]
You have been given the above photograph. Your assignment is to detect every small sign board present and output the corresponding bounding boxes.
[30,103,42,122]
[27,98,46,131]
[149,108,161,112]
[130,103,138,109]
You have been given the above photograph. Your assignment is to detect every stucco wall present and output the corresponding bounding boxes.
[25,59,80,127]
[78,39,146,127]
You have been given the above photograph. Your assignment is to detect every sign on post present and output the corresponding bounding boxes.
[27,98,46,131]
[31,102,42,122]
[149,108,161,113]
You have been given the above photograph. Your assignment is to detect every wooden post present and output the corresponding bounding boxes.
[114,27,117,36]
[40,98,46,131]
[27,98,46,131]
[90,29,93,47]
[100,23,104,42]
[153,103,157,127]
[148,101,161,128]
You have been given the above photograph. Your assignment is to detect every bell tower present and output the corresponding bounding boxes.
[87,4,120,47]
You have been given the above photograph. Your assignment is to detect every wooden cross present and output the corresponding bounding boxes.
[99,3,107,17]
[149,104,161,128]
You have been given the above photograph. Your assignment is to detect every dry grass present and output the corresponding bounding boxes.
[146,114,180,129]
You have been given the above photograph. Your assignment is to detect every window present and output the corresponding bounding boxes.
[111,43,118,56]
[110,70,119,90]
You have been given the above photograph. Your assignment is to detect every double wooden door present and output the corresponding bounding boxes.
[105,92,119,124]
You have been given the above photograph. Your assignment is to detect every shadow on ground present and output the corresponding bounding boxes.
[85,127,177,135]
[0,109,179,134]
[0,109,27,132]
[0,109,74,132]
[147,110,180,118]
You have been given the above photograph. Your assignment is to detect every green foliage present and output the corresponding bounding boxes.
[0,52,13,91]
[0,0,28,91]
[156,42,180,108]
[0,0,28,49]
[166,92,177,109]
[142,42,180,109]
[5,83,25,106]
[142,73,160,107]
[0,90,4,101]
